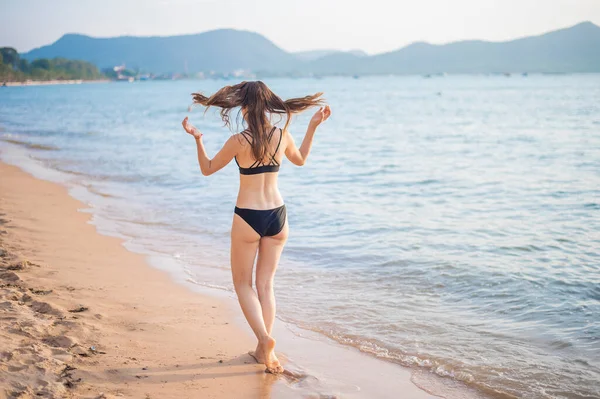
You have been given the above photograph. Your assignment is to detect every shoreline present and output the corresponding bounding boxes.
[0,158,445,398]
[2,79,111,87]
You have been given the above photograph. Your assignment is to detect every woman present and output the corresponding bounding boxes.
[181,81,331,374]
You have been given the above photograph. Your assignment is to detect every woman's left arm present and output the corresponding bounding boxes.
[182,117,239,176]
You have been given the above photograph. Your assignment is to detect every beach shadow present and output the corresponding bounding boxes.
[102,352,317,398]
[110,353,258,377]
[101,353,279,391]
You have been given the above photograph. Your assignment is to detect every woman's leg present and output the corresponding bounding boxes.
[250,221,288,370]
[255,221,289,335]
[230,214,283,373]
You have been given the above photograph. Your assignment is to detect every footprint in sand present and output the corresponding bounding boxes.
[29,300,62,316]
[29,288,53,295]
[0,300,14,311]
[68,305,89,313]
[42,335,76,349]
[7,260,33,271]
[0,271,21,283]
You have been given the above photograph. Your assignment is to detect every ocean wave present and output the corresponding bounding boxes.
[1,137,60,151]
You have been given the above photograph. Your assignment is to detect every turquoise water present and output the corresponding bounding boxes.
[1,75,599,398]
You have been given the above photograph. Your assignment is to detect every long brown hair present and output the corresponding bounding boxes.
[192,81,324,163]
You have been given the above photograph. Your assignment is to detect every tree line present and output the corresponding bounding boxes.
[1,47,105,82]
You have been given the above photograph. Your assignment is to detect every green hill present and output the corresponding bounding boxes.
[1,47,104,82]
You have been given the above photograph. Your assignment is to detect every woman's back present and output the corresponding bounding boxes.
[235,127,286,210]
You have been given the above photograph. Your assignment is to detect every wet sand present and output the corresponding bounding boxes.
[0,160,441,398]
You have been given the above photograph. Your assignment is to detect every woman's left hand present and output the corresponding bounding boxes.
[309,105,332,127]
[182,117,203,140]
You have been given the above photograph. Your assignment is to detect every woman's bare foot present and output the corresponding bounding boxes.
[248,342,266,364]
[261,336,283,374]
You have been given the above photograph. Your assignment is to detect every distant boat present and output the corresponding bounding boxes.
[522,72,528,77]
[116,76,134,82]
[353,75,360,79]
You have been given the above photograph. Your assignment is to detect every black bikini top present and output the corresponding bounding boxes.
[235,127,282,175]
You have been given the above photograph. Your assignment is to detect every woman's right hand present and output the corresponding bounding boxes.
[182,117,203,140]
[309,105,331,127]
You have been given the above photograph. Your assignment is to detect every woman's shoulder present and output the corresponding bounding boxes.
[232,130,252,145]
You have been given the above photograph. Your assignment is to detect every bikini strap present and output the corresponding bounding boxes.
[273,128,283,154]
[236,131,252,167]
[270,128,283,165]
[239,130,253,145]
[254,127,277,167]
[238,127,279,168]
[266,126,277,141]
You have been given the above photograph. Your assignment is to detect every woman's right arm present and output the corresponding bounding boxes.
[285,105,331,166]
[182,117,240,176]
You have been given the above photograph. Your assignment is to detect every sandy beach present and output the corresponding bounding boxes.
[0,161,288,398]
[0,160,442,399]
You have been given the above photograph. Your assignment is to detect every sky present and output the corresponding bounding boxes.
[1,0,600,54]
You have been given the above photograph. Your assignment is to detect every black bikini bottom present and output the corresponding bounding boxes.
[234,205,287,237]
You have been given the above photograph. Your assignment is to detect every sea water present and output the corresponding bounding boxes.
[1,75,599,398]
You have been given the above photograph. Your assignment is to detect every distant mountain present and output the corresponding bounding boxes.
[308,21,600,74]
[21,21,600,75]
[294,49,367,62]
[22,29,298,74]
